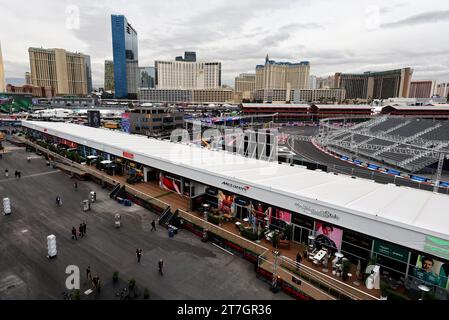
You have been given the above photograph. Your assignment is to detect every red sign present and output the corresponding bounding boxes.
[123,151,134,159]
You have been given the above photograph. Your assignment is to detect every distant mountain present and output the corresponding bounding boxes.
[5,77,25,86]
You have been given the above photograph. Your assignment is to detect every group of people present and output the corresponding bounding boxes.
[135,248,164,276]
[4,168,22,178]
[86,266,101,292]
[71,222,87,240]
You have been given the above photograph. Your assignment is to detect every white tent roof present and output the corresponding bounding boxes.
[22,121,449,250]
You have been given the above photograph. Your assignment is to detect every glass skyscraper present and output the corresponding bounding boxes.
[139,67,155,88]
[111,15,138,99]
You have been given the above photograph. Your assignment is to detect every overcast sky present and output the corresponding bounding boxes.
[1,0,449,88]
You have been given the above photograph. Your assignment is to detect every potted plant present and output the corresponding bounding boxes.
[380,281,389,300]
[128,278,136,291]
[72,289,81,300]
[112,271,119,283]
[341,260,351,281]
[143,288,150,300]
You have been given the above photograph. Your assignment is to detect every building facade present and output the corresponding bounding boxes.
[316,75,335,89]
[111,14,139,99]
[234,73,256,101]
[437,83,449,99]
[139,66,155,88]
[6,84,55,98]
[335,68,413,100]
[83,55,93,94]
[192,89,234,104]
[155,53,221,90]
[28,48,90,96]
[254,88,345,103]
[138,88,234,104]
[175,51,197,62]
[126,106,184,137]
[104,60,115,92]
[0,42,5,93]
[25,72,31,85]
[408,80,437,98]
[255,55,310,91]
[308,75,317,89]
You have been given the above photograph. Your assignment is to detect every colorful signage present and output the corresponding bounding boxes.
[387,169,401,176]
[368,164,380,170]
[373,240,409,263]
[424,236,449,260]
[123,151,134,160]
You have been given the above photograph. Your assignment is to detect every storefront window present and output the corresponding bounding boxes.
[374,254,407,279]
[292,214,314,230]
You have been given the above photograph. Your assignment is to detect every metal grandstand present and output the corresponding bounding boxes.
[314,116,449,174]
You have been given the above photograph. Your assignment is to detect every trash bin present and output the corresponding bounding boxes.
[168,225,178,234]
[83,200,90,212]
[168,229,175,238]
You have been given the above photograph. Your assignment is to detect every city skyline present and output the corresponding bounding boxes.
[1,0,449,89]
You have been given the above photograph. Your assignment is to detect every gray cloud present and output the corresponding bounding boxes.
[2,0,449,87]
[381,10,449,28]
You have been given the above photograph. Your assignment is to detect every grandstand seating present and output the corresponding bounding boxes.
[323,116,449,172]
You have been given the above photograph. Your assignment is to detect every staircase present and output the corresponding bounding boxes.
[109,184,122,199]
[158,206,173,227]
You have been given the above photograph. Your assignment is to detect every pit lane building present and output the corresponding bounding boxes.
[21,120,449,298]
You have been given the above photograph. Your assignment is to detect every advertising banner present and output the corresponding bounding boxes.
[251,202,272,227]
[159,173,182,196]
[424,236,449,260]
[314,222,343,252]
[218,190,235,215]
[413,255,449,289]
[373,240,409,263]
[273,209,292,224]
[121,112,130,133]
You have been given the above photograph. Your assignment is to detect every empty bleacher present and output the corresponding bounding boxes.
[324,116,449,172]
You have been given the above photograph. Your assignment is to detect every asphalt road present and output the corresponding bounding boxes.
[0,144,290,300]
[279,127,449,195]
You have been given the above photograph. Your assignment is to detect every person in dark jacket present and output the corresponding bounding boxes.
[158,259,164,276]
[71,227,77,240]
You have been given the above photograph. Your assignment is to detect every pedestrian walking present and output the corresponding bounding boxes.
[79,223,84,237]
[136,248,143,263]
[56,195,61,206]
[14,170,17,178]
[71,227,77,240]
[151,219,157,232]
[5,169,8,178]
[86,266,92,280]
[83,222,87,235]
[74,181,78,191]
[158,259,164,276]
[18,171,21,178]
